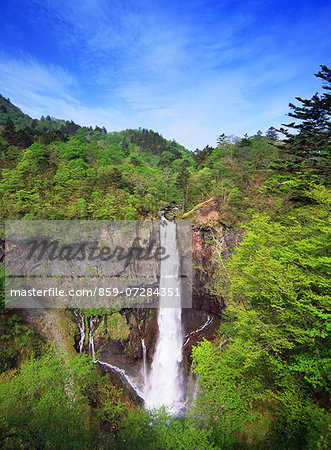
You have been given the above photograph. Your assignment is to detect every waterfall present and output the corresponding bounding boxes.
[144,219,184,414]
[78,314,85,353]
[182,315,213,348]
[96,360,145,400]
[141,338,147,388]
[74,311,85,353]
[88,316,99,361]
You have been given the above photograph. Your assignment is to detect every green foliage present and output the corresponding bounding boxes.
[175,159,191,206]
[0,95,287,225]
[0,265,43,372]
[0,349,93,448]
[0,95,32,128]
[0,348,127,449]
[0,116,198,219]
[115,409,216,449]
[278,65,331,183]
[192,185,330,447]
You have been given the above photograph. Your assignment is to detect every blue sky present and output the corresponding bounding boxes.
[1,0,330,150]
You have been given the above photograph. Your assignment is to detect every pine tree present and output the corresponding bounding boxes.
[279,65,331,178]
[216,133,227,146]
[266,127,278,141]
[1,120,16,145]
[175,160,190,207]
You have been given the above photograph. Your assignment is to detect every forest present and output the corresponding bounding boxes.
[0,65,330,449]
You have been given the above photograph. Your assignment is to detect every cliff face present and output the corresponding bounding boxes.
[92,201,241,377]
[181,219,241,370]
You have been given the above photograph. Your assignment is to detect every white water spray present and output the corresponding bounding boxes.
[141,338,147,388]
[88,316,99,361]
[182,315,213,348]
[144,219,184,414]
[74,311,85,353]
[78,314,85,353]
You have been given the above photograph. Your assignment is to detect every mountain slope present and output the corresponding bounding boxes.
[0,94,33,128]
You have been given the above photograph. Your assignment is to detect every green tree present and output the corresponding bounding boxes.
[0,350,95,448]
[279,65,331,180]
[192,185,330,447]
[266,126,278,141]
[175,159,191,208]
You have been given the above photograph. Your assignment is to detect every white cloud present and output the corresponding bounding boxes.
[0,51,292,150]
[0,53,130,131]
[0,54,77,107]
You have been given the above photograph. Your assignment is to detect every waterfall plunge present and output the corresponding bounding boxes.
[74,312,85,354]
[144,219,184,414]
[141,338,147,388]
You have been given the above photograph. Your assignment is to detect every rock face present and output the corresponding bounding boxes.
[183,197,222,228]
[180,222,240,370]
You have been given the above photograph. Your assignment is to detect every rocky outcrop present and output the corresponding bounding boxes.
[182,197,222,228]
[180,198,242,370]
